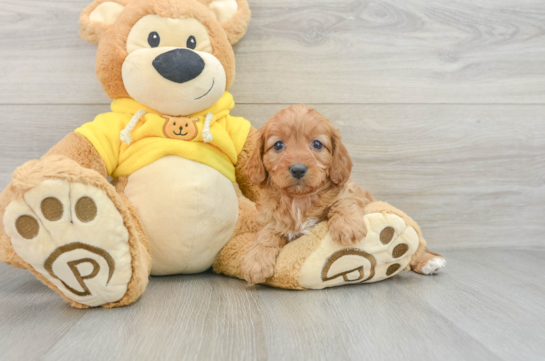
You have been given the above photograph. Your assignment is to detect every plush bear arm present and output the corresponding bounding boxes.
[45,132,108,178]
[235,126,261,202]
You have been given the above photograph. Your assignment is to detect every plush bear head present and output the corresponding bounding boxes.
[79,0,250,116]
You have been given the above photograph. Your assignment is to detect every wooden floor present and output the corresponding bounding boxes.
[1,248,544,360]
[0,0,544,360]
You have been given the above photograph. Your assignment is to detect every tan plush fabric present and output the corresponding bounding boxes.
[199,0,251,44]
[46,132,108,178]
[124,156,239,275]
[82,0,241,99]
[297,211,420,289]
[213,200,429,290]
[0,156,151,308]
[212,183,260,278]
[79,0,132,45]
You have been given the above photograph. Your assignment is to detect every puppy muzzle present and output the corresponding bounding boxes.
[290,164,307,179]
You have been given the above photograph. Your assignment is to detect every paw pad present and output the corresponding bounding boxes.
[386,263,401,276]
[3,180,132,307]
[15,215,39,239]
[392,243,409,258]
[298,212,420,289]
[75,196,97,222]
[380,226,395,244]
[41,197,63,221]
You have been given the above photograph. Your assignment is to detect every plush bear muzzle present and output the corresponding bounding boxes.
[152,48,205,84]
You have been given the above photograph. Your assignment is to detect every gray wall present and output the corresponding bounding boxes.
[1,0,543,249]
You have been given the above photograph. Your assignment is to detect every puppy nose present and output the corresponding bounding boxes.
[290,165,307,179]
[152,48,205,83]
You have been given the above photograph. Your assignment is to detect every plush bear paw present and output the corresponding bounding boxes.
[3,180,132,307]
[297,212,420,289]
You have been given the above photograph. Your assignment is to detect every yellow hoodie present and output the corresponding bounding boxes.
[75,92,251,182]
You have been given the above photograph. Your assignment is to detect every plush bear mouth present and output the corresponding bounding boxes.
[195,78,215,100]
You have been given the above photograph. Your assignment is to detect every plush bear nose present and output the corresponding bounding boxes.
[152,49,205,84]
[290,164,307,179]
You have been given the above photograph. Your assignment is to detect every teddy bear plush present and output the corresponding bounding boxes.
[0,0,445,308]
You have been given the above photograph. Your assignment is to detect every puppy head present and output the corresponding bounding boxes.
[246,105,353,195]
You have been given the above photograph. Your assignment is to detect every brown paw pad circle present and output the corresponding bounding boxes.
[392,243,409,258]
[15,215,40,239]
[380,226,395,245]
[75,196,97,222]
[386,263,401,276]
[41,197,63,221]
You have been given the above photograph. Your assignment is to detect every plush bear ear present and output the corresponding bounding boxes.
[79,0,130,44]
[206,0,251,45]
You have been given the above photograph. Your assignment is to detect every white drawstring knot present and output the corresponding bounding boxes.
[120,109,147,145]
[202,112,214,143]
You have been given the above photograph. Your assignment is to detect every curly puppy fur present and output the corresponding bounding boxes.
[241,105,376,285]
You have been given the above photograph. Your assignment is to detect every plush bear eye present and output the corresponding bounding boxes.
[273,141,285,151]
[312,140,323,150]
[148,31,160,48]
[187,35,197,49]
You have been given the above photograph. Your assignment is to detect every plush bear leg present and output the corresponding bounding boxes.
[0,156,151,308]
[214,199,444,289]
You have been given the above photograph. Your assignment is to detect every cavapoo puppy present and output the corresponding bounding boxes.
[242,105,375,285]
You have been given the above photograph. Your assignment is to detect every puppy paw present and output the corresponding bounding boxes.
[421,257,446,275]
[241,245,278,285]
[328,216,367,246]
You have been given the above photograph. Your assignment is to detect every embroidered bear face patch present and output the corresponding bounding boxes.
[162,116,200,141]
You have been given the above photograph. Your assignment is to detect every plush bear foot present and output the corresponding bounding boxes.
[215,200,441,290]
[295,211,420,289]
[3,179,134,307]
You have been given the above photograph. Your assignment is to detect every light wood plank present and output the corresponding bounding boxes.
[407,248,545,361]
[40,267,497,361]
[0,265,85,360]
[1,0,545,104]
[0,104,543,249]
[1,249,544,360]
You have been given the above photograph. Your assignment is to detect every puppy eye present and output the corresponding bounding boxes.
[273,141,285,151]
[187,35,197,49]
[148,32,160,48]
[312,140,323,150]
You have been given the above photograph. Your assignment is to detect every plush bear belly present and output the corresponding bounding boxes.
[123,155,239,276]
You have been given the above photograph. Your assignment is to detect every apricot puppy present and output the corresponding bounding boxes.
[241,105,375,285]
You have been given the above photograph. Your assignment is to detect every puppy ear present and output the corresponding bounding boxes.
[245,129,267,185]
[207,0,251,45]
[79,0,129,44]
[329,127,353,186]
